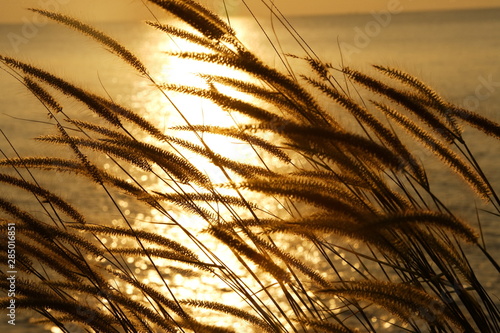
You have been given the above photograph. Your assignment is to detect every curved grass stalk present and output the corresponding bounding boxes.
[372,101,492,199]
[0,1,498,332]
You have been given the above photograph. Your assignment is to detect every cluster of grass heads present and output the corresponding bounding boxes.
[1,1,499,332]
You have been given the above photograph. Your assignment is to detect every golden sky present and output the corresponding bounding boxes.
[1,0,499,23]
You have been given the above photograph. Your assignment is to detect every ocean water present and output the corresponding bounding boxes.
[0,6,499,332]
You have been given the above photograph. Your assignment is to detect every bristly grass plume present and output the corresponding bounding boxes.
[1,1,499,332]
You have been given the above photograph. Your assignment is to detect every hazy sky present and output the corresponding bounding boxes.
[1,0,500,23]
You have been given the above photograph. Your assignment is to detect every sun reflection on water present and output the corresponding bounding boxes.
[36,18,399,332]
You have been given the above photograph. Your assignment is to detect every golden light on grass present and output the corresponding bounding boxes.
[0,1,499,332]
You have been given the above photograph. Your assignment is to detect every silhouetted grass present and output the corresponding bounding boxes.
[1,1,499,332]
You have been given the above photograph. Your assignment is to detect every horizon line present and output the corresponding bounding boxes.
[0,5,499,25]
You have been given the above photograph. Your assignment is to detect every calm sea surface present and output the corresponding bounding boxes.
[0,7,499,332]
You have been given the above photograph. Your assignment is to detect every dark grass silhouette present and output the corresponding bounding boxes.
[1,1,499,332]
